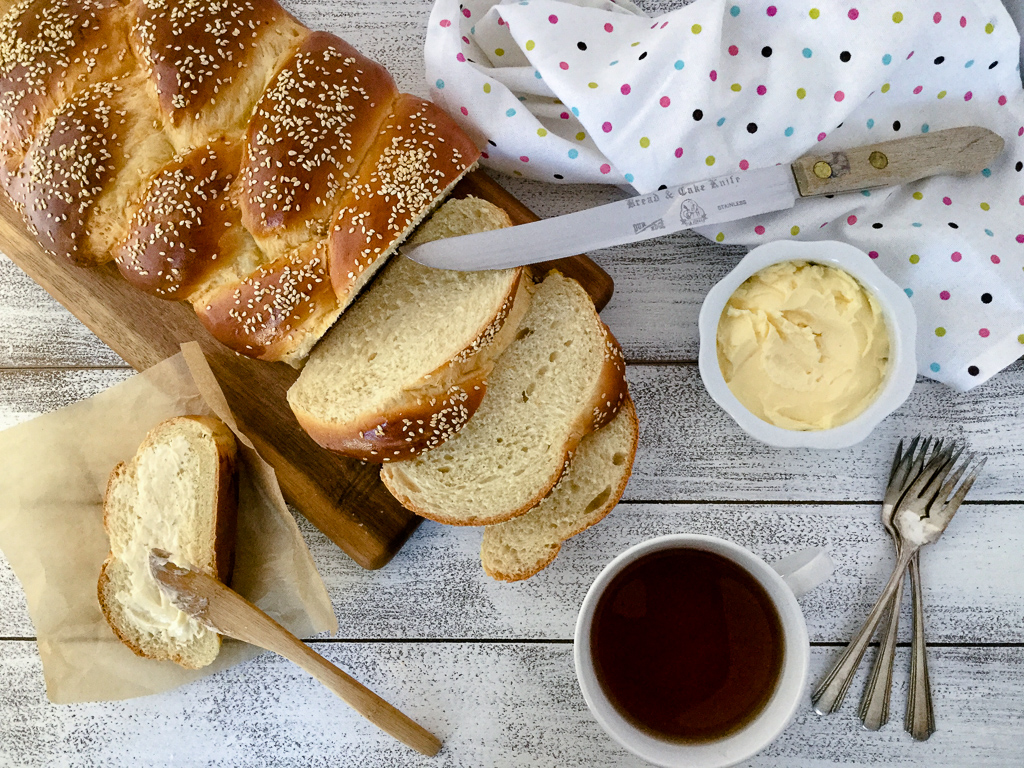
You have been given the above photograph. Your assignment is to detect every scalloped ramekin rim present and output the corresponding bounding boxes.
[698,240,918,450]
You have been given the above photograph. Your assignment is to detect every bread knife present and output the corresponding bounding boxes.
[403,126,1003,271]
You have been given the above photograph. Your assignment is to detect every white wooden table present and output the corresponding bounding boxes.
[1,2,1023,765]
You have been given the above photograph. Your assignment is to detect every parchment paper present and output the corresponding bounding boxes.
[0,342,338,704]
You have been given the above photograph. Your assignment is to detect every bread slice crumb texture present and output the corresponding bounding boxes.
[288,197,526,459]
[98,416,237,670]
[381,271,628,525]
[481,399,638,582]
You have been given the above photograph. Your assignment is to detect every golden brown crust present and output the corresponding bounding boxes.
[193,238,340,363]
[129,0,302,132]
[0,1,482,366]
[328,95,480,300]
[115,140,243,298]
[239,30,398,248]
[0,0,132,170]
[8,79,124,262]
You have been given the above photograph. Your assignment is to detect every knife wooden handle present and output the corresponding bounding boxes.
[791,126,1004,197]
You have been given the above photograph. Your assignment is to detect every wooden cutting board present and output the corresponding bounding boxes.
[0,169,614,569]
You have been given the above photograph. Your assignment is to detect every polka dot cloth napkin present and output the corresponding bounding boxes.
[426,0,1024,391]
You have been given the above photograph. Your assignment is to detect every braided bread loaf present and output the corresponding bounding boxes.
[0,0,479,365]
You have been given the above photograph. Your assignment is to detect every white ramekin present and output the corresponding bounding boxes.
[697,240,918,449]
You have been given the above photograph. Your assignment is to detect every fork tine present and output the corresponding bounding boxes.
[943,456,986,511]
[889,438,906,485]
[906,443,953,500]
[890,435,921,490]
[936,452,973,505]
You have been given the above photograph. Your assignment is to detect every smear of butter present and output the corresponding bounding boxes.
[716,261,890,431]
[113,435,211,644]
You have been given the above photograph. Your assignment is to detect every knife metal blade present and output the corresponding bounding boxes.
[404,165,798,271]
[401,127,1004,271]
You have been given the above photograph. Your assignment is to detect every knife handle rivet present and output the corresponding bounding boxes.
[869,151,889,170]
[813,161,832,179]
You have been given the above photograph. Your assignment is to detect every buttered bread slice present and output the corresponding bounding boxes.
[98,416,238,670]
[288,197,530,461]
[481,399,639,582]
[381,271,629,526]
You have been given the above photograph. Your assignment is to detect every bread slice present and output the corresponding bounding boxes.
[481,399,638,581]
[288,197,531,461]
[98,416,239,670]
[381,271,629,526]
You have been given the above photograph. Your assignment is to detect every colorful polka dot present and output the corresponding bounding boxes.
[575,131,585,140]
[981,202,990,211]
[716,232,726,242]
[674,147,684,158]
[568,148,579,159]
[494,48,505,57]
[985,22,994,33]
[791,225,800,235]
[624,173,634,183]
[674,60,685,70]
[952,251,962,262]
[604,23,613,32]
[935,327,946,337]
[620,84,631,95]
[905,288,914,297]
[869,251,879,259]
[739,159,750,170]
[506,108,516,117]
[881,83,891,93]
[867,118,875,128]
[728,45,739,56]
[784,127,794,136]
[692,24,702,34]
[767,6,777,16]
[639,137,650,148]
[730,6,740,17]
[731,83,742,92]
[439,19,451,28]
[460,106,468,115]
[436,79,445,89]
[930,362,941,372]
[757,85,767,95]
[548,14,558,23]
[980,328,991,337]
[536,128,547,137]
[483,83,491,93]
[940,290,951,300]
[559,61,568,70]
[892,12,903,23]
[909,253,920,264]
[913,191,923,200]
[755,225,766,235]
[802,48,813,58]
[992,254,1002,264]
[849,9,859,20]
[602,121,612,132]
[525,40,536,51]
[834,90,845,102]
[809,8,820,19]
[599,164,611,174]
[660,96,671,107]
[587,82,598,89]
[797,88,806,99]
[519,155,529,162]
[706,156,716,166]
[882,54,892,65]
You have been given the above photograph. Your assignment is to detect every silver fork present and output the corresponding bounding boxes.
[858,436,936,730]
[812,447,984,716]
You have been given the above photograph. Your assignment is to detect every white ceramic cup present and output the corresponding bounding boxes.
[574,535,834,768]
[697,239,918,449]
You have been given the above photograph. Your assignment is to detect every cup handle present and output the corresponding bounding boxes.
[771,548,835,598]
